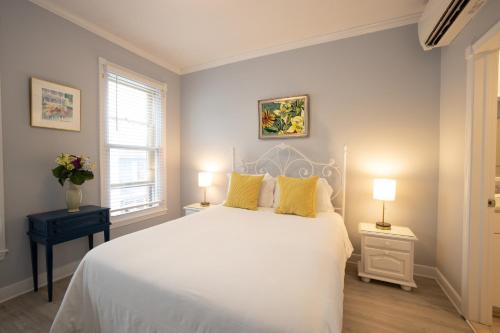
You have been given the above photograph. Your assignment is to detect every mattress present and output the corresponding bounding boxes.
[50,205,353,333]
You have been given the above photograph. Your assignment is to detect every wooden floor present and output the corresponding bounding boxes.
[0,265,472,333]
[343,264,471,332]
[470,317,500,333]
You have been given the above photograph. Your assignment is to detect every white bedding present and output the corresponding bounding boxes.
[51,205,353,333]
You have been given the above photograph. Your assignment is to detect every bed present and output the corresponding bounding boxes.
[51,144,353,333]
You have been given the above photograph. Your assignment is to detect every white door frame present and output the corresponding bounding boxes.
[462,20,500,325]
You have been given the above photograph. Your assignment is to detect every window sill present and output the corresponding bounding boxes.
[110,207,168,230]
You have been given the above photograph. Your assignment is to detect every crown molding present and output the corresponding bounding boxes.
[180,12,422,74]
[29,0,181,75]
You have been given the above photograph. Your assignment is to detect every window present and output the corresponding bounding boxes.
[99,59,167,223]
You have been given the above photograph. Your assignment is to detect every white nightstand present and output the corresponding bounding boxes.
[357,222,418,291]
[183,203,212,216]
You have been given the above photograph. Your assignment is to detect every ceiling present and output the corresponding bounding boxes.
[31,0,426,74]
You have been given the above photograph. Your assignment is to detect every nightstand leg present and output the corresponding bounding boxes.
[401,285,412,292]
[361,277,371,283]
[46,244,53,302]
[88,234,93,249]
[30,240,38,292]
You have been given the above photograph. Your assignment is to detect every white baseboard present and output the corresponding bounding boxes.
[0,260,79,304]
[348,253,462,315]
[436,268,463,315]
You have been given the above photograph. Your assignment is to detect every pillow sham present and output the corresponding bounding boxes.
[227,173,275,207]
[275,175,319,218]
[224,172,264,210]
[274,177,334,212]
[315,178,335,212]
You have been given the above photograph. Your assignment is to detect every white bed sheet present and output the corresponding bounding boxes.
[50,205,353,333]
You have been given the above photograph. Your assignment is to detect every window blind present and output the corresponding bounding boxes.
[101,63,166,218]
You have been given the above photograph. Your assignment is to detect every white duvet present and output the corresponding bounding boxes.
[51,205,353,333]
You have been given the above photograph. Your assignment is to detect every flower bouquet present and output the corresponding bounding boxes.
[52,154,95,212]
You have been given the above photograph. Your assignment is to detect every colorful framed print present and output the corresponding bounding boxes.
[30,77,81,131]
[258,95,308,139]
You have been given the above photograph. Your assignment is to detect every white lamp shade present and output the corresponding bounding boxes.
[373,178,396,201]
[198,172,213,188]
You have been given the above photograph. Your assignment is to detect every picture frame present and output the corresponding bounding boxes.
[258,95,309,139]
[30,77,81,132]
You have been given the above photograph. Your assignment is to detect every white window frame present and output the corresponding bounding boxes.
[0,77,7,260]
[98,57,168,228]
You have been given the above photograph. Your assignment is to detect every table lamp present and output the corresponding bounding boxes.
[373,178,396,230]
[198,171,213,206]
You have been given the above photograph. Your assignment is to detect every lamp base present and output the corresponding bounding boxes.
[200,201,210,207]
[376,221,391,230]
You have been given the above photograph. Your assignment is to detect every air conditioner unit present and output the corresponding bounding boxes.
[418,0,487,50]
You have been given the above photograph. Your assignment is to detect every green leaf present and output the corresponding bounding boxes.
[69,170,94,185]
[52,165,69,186]
[264,127,278,133]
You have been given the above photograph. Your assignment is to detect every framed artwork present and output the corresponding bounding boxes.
[30,77,81,131]
[258,95,308,139]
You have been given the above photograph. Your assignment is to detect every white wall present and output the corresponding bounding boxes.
[437,0,500,295]
[181,24,441,267]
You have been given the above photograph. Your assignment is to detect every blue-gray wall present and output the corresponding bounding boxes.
[0,0,181,289]
[181,24,441,266]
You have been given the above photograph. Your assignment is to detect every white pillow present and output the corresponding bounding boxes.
[226,173,276,208]
[273,177,334,212]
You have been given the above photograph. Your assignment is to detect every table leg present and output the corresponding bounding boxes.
[88,234,94,249]
[46,244,53,302]
[104,227,110,242]
[29,240,38,292]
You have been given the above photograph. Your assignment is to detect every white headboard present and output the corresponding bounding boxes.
[232,143,347,217]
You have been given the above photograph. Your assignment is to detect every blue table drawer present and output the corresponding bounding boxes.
[51,213,105,235]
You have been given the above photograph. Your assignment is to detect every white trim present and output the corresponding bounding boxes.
[110,207,168,229]
[98,58,107,223]
[29,0,181,74]
[462,18,500,324]
[472,21,500,55]
[101,59,168,91]
[28,0,421,76]
[436,268,463,316]
[462,45,475,321]
[180,12,422,74]
[0,260,79,304]
[0,78,6,261]
[98,58,168,228]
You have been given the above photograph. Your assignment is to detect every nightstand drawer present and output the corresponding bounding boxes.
[364,247,411,281]
[364,235,411,252]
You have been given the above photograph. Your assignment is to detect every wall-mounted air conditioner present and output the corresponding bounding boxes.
[418,0,488,50]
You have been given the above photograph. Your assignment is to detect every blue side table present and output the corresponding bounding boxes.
[27,205,110,302]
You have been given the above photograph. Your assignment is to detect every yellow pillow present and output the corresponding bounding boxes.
[224,172,264,210]
[275,176,319,218]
